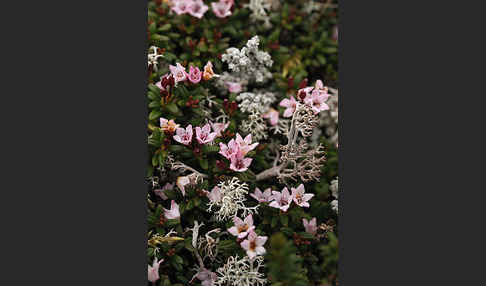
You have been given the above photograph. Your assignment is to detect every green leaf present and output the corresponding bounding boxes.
[158,23,171,32]
[165,103,181,115]
[280,215,289,227]
[149,110,162,121]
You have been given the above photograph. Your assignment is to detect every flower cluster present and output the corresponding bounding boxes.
[253,184,314,212]
[228,214,268,259]
[221,36,273,83]
[169,61,216,85]
[206,177,258,221]
[171,0,234,19]
[219,133,258,172]
[173,122,220,146]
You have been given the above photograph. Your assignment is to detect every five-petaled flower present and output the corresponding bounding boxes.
[269,187,293,212]
[148,257,164,283]
[235,133,258,155]
[250,187,273,203]
[171,0,191,15]
[169,62,187,84]
[173,124,193,145]
[279,95,298,117]
[219,138,239,160]
[304,89,330,114]
[212,0,233,18]
[164,200,180,220]
[228,214,256,238]
[195,123,217,144]
[240,230,268,259]
[160,117,179,134]
[186,65,202,84]
[302,217,318,235]
[210,121,229,137]
[188,0,209,18]
[229,149,252,172]
[291,184,314,208]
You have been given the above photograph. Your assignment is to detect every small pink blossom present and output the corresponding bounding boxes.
[225,81,242,93]
[212,0,233,18]
[195,123,217,144]
[173,124,193,145]
[263,108,279,126]
[206,186,221,203]
[186,65,202,84]
[291,184,314,208]
[219,139,239,160]
[210,121,229,137]
[148,257,164,283]
[188,0,209,18]
[202,61,217,80]
[153,183,174,200]
[279,96,298,117]
[229,149,252,172]
[269,187,293,212]
[176,176,190,196]
[160,117,179,133]
[164,200,180,220]
[169,62,187,84]
[171,0,191,15]
[235,133,258,155]
[240,230,268,259]
[302,217,318,235]
[304,89,330,114]
[228,214,256,239]
[196,268,217,286]
[250,187,273,203]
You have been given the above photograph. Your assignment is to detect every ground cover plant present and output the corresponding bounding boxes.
[147,0,339,285]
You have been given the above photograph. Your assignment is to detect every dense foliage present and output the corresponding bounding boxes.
[147,1,339,285]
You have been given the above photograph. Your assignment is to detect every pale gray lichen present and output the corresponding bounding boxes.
[214,255,267,286]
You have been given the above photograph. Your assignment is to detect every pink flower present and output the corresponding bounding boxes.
[206,186,221,203]
[240,230,268,259]
[291,184,314,207]
[212,0,232,18]
[173,124,193,145]
[171,0,192,15]
[186,65,202,84]
[196,268,217,286]
[164,200,180,220]
[148,257,163,283]
[195,123,217,144]
[160,117,179,133]
[169,62,187,84]
[229,149,252,172]
[188,0,209,18]
[210,121,229,137]
[250,187,273,203]
[304,89,330,114]
[268,187,293,212]
[263,108,279,126]
[228,214,256,238]
[155,74,168,91]
[202,61,216,80]
[302,217,318,235]
[176,176,191,196]
[219,139,239,160]
[279,96,297,117]
[153,183,174,200]
[235,133,258,155]
[225,81,242,93]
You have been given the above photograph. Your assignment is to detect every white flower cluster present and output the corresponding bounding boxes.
[330,177,339,213]
[244,0,272,28]
[147,46,164,71]
[207,177,259,222]
[236,91,276,114]
[221,36,273,83]
[214,255,267,286]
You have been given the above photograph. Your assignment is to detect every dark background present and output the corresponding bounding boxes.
[0,0,483,284]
